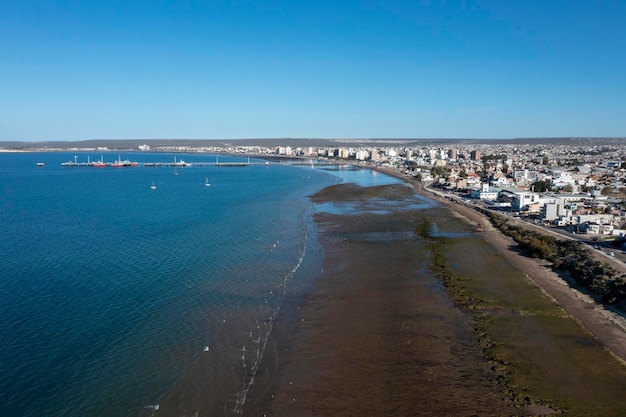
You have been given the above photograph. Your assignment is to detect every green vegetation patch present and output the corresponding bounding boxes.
[427,224,626,416]
[311,183,415,203]
[484,210,626,311]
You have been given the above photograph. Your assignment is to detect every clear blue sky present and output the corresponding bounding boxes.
[1,0,625,141]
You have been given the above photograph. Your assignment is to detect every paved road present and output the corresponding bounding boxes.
[371,175,626,364]
[517,218,626,272]
[425,188,626,364]
[431,186,626,274]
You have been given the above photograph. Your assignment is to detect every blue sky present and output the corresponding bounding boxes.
[1,0,625,141]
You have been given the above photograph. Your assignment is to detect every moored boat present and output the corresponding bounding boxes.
[112,156,139,167]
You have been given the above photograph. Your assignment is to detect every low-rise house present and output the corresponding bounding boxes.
[466,172,481,185]
[579,222,614,235]
[492,176,514,187]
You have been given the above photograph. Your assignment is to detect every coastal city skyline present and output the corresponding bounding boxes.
[2,1,626,141]
[4,137,626,415]
[4,2,626,413]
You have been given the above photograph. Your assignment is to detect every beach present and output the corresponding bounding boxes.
[253,169,626,417]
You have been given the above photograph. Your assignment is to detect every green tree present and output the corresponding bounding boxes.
[431,166,445,176]
[532,180,552,192]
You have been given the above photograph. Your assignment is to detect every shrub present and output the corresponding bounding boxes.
[485,211,626,310]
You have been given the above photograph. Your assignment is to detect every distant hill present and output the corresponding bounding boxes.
[1,137,625,150]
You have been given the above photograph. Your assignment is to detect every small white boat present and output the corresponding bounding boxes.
[150,181,157,190]
[36,162,45,167]
[205,177,211,187]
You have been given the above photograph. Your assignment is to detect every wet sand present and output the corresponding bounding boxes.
[398,174,626,365]
[255,171,626,417]
[257,183,513,416]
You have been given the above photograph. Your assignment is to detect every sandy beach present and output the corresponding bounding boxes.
[251,168,626,417]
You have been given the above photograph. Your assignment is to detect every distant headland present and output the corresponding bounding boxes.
[1,137,626,151]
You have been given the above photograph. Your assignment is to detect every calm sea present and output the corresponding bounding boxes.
[0,152,401,417]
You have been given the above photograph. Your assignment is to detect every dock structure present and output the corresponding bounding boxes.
[142,160,271,167]
[61,161,272,168]
[61,157,274,168]
[60,155,341,168]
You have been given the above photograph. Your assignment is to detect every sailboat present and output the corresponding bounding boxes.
[150,181,157,189]
[205,177,211,187]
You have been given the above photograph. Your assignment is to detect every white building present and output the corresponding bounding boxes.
[542,199,563,223]
[355,150,369,160]
[580,222,614,235]
[470,183,500,200]
[499,189,542,212]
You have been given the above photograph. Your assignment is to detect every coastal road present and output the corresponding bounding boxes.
[426,185,626,364]
[386,174,626,365]
[517,218,626,273]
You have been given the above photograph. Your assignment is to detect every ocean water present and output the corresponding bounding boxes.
[0,152,400,417]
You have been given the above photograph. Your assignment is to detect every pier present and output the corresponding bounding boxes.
[60,155,344,168]
[61,161,272,168]
[141,161,270,167]
[61,156,273,168]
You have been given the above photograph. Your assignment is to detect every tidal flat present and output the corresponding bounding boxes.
[259,181,626,417]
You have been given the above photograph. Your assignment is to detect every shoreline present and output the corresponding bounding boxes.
[373,166,626,364]
[252,164,626,416]
[256,178,512,416]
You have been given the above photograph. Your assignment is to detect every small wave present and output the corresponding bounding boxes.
[143,403,160,416]
[231,215,310,415]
